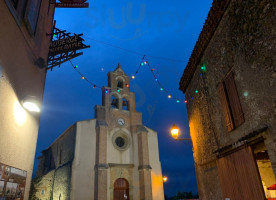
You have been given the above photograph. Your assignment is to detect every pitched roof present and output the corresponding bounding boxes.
[179,0,231,93]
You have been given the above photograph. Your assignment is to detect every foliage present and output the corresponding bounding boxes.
[169,191,199,200]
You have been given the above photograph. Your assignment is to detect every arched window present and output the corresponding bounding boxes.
[122,98,129,111]
[117,79,124,88]
[114,178,129,200]
[111,95,119,109]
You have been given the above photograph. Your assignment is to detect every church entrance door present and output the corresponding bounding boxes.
[114,178,129,200]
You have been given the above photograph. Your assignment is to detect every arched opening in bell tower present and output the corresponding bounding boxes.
[117,78,124,89]
[113,178,129,200]
[111,95,119,109]
[122,98,129,111]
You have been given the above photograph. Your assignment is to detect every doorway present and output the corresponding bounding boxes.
[217,143,276,200]
[114,178,129,200]
[253,142,276,200]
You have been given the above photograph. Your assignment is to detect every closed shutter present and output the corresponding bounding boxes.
[224,71,245,127]
[218,82,234,131]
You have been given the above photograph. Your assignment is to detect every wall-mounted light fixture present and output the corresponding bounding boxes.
[170,124,191,141]
[22,96,41,113]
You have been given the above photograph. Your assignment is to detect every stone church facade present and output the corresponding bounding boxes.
[33,64,164,200]
[179,0,275,200]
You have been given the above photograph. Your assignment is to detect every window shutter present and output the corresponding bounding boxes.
[224,71,245,127]
[218,82,234,132]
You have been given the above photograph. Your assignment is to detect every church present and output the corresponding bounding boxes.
[32,64,165,200]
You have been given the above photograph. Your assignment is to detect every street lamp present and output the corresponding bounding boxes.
[22,96,41,113]
[170,124,191,141]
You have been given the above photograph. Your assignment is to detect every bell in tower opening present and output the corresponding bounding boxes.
[33,63,165,200]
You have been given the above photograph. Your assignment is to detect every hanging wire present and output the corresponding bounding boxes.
[83,36,186,63]
[68,55,200,104]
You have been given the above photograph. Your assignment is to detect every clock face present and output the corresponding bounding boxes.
[117,118,125,126]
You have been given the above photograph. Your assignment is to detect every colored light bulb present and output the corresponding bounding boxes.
[195,90,199,94]
[131,75,135,79]
[184,100,188,103]
[82,76,85,80]
[144,61,148,64]
[160,88,164,91]
[74,65,78,69]
[200,64,206,72]
[168,95,172,98]
[105,89,109,94]
[155,78,158,81]
[126,84,129,88]
[176,100,180,103]
[151,68,155,71]
[140,63,144,66]
[117,89,120,92]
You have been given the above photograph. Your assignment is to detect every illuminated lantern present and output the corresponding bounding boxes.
[170,124,179,139]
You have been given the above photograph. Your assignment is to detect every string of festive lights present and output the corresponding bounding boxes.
[68,56,206,104]
[69,60,101,89]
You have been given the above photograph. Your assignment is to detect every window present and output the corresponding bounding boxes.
[25,0,42,34]
[59,145,62,164]
[218,71,244,132]
[41,189,45,195]
[10,0,18,8]
[4,0,26,24]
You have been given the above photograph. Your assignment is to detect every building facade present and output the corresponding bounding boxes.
[33,64,164,200]
[179,0,275,200]
[0,0,55,199]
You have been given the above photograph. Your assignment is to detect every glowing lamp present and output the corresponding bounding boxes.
[131,75,135,79]
[22,96,41,113]
[184,100,188,103]
[160,88,164,91]
[117,89,120,92]
[82,76,85,80]
[163,176,168,182]
[168,95,172,99]
[170,124,179,139]
[126,84,129,88]
[176,100,180,103]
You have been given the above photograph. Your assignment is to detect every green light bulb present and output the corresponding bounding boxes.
[195,90,199,94]
[160,88,164,91]
[117,89,120,92]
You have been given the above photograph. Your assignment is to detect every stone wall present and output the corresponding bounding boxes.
[36,124,76,176]
[184,0,276,199]
[52,163,72,200]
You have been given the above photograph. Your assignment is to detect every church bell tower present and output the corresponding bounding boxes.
[94,63,155,200]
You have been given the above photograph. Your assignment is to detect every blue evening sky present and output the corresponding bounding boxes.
[34,0,212,197]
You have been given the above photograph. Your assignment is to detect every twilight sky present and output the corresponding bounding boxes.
[34,0,212,196]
